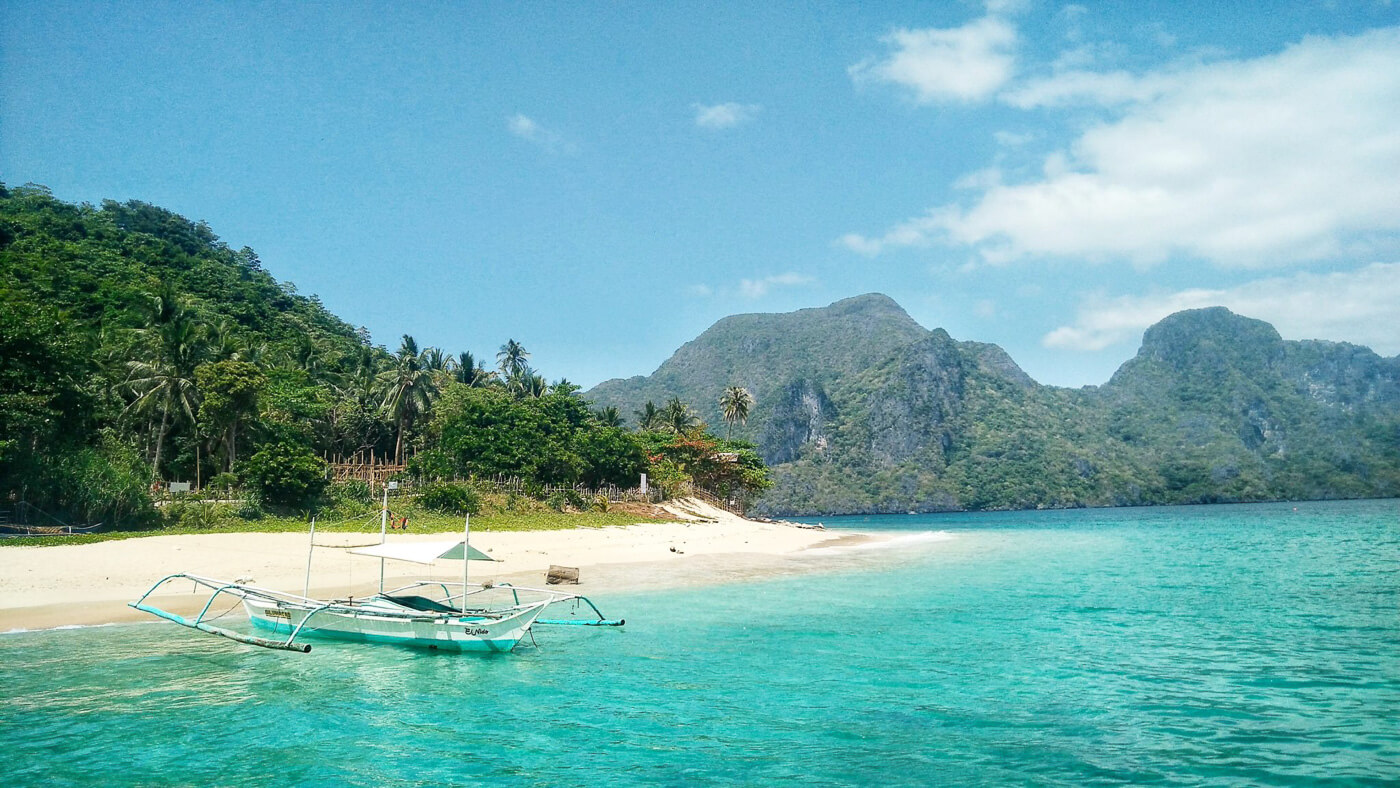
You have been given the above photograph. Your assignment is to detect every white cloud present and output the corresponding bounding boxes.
[844,28,1400,267]
[992,130,1033,147]
[507,113,574,154]
[1003,68,1176,107]
[850,16,1017,103]
[838,212,945,256]
[1043,262,1400,355]
[738,272,814,298]
[693,102,761,129]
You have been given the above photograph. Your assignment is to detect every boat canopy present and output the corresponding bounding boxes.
[348,540,496,564]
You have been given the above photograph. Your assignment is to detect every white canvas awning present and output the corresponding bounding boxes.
[348,540,496,564]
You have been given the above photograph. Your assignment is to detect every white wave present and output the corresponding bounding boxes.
[3,621,128,636]
[849,530,956,550]
[806,530,955,555]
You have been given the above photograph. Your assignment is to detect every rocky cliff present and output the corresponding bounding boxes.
[587,297,1400,515]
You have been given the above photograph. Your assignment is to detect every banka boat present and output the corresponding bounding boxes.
[130,490,623,653]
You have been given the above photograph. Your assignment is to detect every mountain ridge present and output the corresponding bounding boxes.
[586,296,1400,515]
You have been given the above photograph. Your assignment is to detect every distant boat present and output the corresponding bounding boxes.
[130,489,623,653]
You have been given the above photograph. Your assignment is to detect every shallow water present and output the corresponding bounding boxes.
[3,500,1398,785]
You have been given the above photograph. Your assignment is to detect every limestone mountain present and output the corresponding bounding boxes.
[586,297,1400,515]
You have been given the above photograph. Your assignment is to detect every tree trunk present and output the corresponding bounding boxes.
[151,401,171,482]
[227,421,238,473]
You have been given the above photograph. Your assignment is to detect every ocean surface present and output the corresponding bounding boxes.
[3,500,1398,786]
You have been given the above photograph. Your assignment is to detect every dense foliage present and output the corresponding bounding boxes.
[0,184,770,526]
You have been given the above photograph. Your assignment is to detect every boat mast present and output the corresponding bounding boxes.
[378,484,389,593]
[462,513,470,610]
[304,517,316,598]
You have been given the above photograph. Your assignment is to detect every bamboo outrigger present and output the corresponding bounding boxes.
[129,489,623,653]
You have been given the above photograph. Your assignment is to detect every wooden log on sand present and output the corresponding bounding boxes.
[546,565,580,585]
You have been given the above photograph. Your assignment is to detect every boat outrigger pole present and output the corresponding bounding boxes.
[378,484,389,593]
[304,517,316,599]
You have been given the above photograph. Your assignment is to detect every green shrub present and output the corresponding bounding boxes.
[235,495,265,520]
[325,480,372,507]
[545,488,588,512]
[240,441,328,508]
[406,448,456,483]
[417,482,481,515]
[163,501,239,530]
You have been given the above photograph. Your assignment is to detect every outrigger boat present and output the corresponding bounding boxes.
[129,489,623,653]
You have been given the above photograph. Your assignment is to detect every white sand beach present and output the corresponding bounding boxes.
[0,499,867,632]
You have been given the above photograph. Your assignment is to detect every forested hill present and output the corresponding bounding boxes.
[0,183,383,523]
[1,184,770,527]
[587,296,1400,515]
[1,184,366,352]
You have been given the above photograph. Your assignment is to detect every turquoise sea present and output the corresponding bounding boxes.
[3,500,1398,786]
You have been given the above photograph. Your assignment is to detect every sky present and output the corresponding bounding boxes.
[3,0,1398,389]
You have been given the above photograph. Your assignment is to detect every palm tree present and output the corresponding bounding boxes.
[497,339,530,380]
[423,346,448,373]
[635,400,662,432]
[719,386,754,439]
[379,334,439,463]
[595,405,623,428]
[521,371,548,398]
[451,351,492,387]
[552,378,581,397]
[125,303,208,480]
[664,396,698,435]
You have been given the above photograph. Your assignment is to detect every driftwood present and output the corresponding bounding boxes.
[546,565,580,585]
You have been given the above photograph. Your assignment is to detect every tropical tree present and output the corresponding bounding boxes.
[124,301,208,480]
[195,359,265,473]
[719,386,754,439]
[634,400,662,432]
[663,396,698,435]
[379,334,439,463]
[423,346,449,374]
[520,371,548,399]
[451,351,492,387]
[595,405,623,428]
[497,339,530,380]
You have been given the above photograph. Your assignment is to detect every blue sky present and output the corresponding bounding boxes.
[3,1,1398,388]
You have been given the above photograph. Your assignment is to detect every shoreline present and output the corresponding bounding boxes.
[0,499,879,633]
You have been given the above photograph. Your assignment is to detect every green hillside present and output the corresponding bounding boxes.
[587,297,1400,515]
[1,185,764,529]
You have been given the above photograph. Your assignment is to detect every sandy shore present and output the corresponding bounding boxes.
[0,499,866,632]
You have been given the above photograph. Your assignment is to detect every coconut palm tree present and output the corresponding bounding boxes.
[595,405,623,428]
[521,371,548,398]
[552,378,581,397]
[451,351,492,387]
[423,346,448,373]
[379,334,439,463]
[719,386,754,440]
[125,304,209,480]
[634,400,662,432]
[497,339,530,380]
[664,396,698,435]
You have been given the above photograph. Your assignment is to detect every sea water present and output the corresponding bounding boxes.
[2,500,1397,786]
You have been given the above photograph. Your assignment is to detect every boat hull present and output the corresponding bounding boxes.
[243,597,547,652]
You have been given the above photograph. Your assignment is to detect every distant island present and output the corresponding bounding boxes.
[587,294,1400,516]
